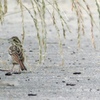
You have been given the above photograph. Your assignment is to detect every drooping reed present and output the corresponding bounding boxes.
[0,0,99,63]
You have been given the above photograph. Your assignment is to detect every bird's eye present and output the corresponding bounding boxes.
[13,39,17,42]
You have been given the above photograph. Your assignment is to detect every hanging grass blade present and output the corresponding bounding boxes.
[0,1,4,24]
[41,0,47,55]
[71,0,81,48]
[4,0,7,14]
[83,0,96,48]
[17,0,25,44]
[95,0,100,26]
[52,2,64,65]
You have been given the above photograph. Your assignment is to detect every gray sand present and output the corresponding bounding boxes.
[0,0,100,100]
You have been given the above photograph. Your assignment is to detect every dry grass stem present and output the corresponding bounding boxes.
[18,0,25,44]
[95,0,100,26]
[83,0,96,48]
[0,0,99,63]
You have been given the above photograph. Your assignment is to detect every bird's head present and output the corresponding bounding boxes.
[8,36,22,46]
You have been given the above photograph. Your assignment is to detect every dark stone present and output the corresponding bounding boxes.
[73,72,81,75]
[97,89,100,91]
[56,82,58,84]
[5,72,12,76]
[82,58,85,60]
[66,83,76,86]
[88,78,90,81]
[35,60,39,62]
[76,80,79,82]
[28,94,37,96]
[62,81,66,83]
[29,50,33,52]
[13,72,21,74]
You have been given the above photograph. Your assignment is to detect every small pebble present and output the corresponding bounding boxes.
[76,80,79,82]
[35,60,39,62]
[82,58,85,60]
[97,89,100,91]
[29,50,33,52]
[7,83,14,86]
[88,78,90,81]
[62,81,66,83]
[56,82,58,84]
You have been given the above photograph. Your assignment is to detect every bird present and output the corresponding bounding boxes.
[8,36,23,50]
[8,36,27,73]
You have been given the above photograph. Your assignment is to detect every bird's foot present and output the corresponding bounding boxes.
[5,72,12,76]
[13,71,21,74]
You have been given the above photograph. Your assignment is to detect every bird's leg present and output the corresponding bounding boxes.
[18,66,21,74]
[13,67,21,74]
[11,63,15,72]
[12,65,21,74]
[6,63,15,75]
[5,63,15,75]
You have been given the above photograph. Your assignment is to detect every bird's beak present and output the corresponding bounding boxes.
[8,39,10,42]
[8,38,12,43]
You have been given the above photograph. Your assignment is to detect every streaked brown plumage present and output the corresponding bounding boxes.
[8,36,27,72]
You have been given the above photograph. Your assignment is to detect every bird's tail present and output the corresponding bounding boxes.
[19,61,27,71]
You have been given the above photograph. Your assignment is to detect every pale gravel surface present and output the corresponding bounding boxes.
[0,0,100,100]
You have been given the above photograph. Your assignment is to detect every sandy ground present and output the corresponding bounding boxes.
[0,0,100,100]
